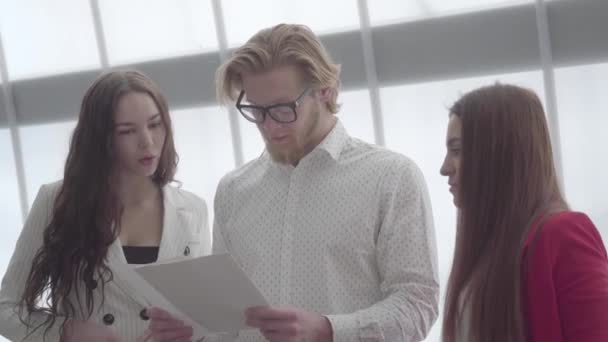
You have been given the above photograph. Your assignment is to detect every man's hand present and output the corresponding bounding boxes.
[245,306,333,342]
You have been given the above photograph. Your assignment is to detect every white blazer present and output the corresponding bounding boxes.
[0,181,211,342]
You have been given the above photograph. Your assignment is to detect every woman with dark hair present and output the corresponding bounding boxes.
[0,70,210,341]
[440,84,608,342]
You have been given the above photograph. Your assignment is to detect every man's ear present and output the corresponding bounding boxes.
[317,87,333,103]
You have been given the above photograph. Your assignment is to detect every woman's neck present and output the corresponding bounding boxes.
[115,173,160,208]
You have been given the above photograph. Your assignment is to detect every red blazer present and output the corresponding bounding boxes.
[523,211,608,342]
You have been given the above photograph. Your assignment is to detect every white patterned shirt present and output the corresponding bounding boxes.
[212,120,439,341]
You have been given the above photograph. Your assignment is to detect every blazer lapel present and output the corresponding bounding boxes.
[105,186,193,307]
[107,236,151,307]
[157,186,193,261]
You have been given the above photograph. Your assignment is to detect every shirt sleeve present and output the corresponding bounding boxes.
[198,196,212,256]
[0,184,64,342]
[206,177,238,342]
[211,176,231,255]
[326,157,440,341]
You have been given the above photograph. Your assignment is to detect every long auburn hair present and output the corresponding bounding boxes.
[442,84,567,342]
[18,70,177,338]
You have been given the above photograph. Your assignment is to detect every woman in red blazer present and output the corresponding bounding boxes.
[439,83,608,342]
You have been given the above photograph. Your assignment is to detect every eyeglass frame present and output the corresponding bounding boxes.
[235,87,312,124]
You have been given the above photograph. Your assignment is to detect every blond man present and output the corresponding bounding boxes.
[213,24,439,342]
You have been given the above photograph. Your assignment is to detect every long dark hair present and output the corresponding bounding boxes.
[442,84,567,342]
[18,70,178,338]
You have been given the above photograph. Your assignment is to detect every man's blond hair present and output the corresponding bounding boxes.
[216,23,341,113]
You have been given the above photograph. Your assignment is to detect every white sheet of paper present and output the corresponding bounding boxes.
[111,258,209,339]
[133,253,269,333]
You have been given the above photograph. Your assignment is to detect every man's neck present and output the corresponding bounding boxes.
[288,115,337,167]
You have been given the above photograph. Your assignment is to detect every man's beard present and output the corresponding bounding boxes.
[265,107,320,165]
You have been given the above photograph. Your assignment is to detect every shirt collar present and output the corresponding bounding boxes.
[315,119,349,161]
[264,118,349,169]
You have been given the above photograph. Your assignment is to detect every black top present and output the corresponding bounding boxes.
[123,246,159,264]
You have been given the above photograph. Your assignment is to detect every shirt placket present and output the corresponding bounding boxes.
[279,165,301,305]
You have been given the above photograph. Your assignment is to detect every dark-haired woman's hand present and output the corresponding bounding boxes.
[137,307,198,342]
[60,319,122,342]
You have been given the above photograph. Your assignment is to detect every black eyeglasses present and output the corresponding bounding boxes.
[236,88,311,124]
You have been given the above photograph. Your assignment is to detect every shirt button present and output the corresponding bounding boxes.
[140,309,149,321]
[183,246,190,256]
[103,313,115,325]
